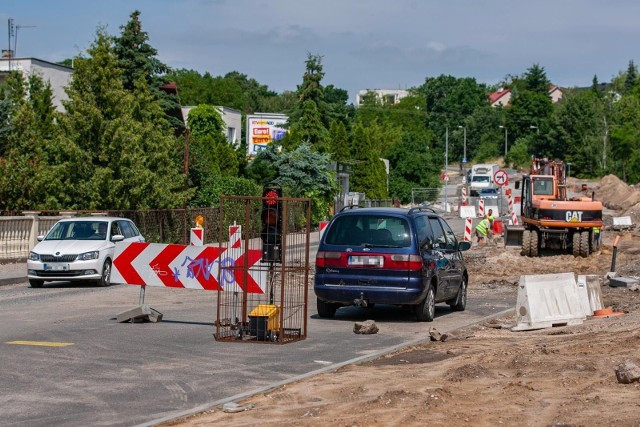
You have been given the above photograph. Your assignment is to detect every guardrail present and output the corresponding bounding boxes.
[0,212,69,261]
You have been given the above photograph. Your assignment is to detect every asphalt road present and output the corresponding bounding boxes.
[0,268,514,427]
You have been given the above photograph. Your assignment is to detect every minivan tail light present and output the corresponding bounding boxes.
[387,254,422,271]
[316,251,342,267]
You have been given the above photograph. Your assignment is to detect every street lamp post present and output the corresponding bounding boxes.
[499,126,508,157]
[458,125,467,165]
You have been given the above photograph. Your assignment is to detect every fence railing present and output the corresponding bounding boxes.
[0,208,221,261]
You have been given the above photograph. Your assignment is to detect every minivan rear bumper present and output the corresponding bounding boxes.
[314,276,425,306]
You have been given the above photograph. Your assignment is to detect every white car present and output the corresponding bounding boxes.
[27,217,145,288]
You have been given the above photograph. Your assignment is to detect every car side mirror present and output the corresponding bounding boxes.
[36,235,45,242]
[458,241,471,251]
[111,234,125,242]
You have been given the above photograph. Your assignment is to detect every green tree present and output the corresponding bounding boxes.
[114,10,184,133]
[56,28,191,210]
[284,100,329,152]
[186,104,239,193]
[273,143,336,222]
[328,120,350,162]
[625,60,637,94]
[387,134,441,203]
[0,72,62,210]
[349,121,388,199]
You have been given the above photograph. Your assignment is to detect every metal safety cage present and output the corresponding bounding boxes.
[215,195,311,344]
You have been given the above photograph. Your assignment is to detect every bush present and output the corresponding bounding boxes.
[190,175,261,207]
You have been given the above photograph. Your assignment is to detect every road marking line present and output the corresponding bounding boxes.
[5,340,74,347]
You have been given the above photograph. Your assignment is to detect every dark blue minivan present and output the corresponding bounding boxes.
[314,206,471,321]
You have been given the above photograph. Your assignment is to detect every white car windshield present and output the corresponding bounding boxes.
[45,221,109,241]
[472,175,490,183]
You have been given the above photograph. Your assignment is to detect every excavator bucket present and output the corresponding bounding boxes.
[504,224,525,247]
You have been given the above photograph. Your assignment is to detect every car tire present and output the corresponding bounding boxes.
[317,298,338,318]
[449,276,467,312]
[96,259,112,287]
[415,283,435,322]
[29,279,44,288]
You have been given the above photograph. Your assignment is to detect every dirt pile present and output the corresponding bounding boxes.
[596,174,640,211]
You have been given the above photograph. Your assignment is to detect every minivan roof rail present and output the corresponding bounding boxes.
[408,206,437,215]
[340,205,362,212]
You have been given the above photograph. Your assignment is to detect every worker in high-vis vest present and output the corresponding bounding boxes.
[475,217,494,244]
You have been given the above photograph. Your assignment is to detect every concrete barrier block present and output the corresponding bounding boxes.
[609,276,640,288]
[512,273,586,331]
[116,305,163,323]
[576,275,592,316]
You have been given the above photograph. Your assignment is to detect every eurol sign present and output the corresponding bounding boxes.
[246,113,288,156]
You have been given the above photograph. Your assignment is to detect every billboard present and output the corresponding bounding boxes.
[246,113,288,156]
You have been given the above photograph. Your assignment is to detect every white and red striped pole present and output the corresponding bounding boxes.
[510,209,519,225]
[461,187,468,206]
[464,217,473,242]
[477,199,485,218]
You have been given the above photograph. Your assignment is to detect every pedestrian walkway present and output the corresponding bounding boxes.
[0,262,26,286]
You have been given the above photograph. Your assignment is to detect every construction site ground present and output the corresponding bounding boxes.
[167,176,640,427]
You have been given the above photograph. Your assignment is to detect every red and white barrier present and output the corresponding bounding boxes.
[461,187,468,206]
[229,225,242,249]
[511,209,519,225]
[319,221,329,240]
[190,228,203,246]
[464,217,473,242]
[112,243,266,293]
[477,199,485,217]
[507,193,514,213]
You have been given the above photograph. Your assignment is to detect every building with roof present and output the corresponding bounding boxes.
[489,84,564,107]
[181,106,242,146]
[0,56,72,112]
[356,89,409,106]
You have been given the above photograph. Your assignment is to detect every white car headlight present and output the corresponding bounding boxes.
[29,252,40,261]
[78,251,99,261]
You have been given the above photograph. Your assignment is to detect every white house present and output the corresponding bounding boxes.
[0,56,72,112]
[181,106,242,146]
[356,89,409,106]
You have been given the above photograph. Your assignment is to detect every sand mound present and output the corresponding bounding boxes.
[596,174,640,211]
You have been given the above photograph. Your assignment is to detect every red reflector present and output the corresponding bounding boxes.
[316,251,342,267]
[387,254,422,270]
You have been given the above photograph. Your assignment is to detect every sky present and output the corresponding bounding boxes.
[2,0,639,102]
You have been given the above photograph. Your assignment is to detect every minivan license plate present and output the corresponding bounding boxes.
[348,256,384,267]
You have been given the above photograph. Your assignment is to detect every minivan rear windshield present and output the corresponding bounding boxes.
[325,215,411,247]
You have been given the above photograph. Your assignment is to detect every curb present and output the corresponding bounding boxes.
[134,307,515,427]
[0,276,26,287]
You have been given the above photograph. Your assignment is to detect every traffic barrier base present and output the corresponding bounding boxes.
[512,273,586,331]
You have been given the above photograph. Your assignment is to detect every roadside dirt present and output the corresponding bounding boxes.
[165,229,640,427]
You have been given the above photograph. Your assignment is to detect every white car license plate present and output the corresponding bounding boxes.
[44,264,69,271]
[348,256,384,267]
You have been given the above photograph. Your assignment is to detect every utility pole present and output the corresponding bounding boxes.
[7,18,14,70]
[444,127,448,212]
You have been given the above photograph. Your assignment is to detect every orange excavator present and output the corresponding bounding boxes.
[516,157,603,257]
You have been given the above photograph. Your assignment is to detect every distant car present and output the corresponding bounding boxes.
[478,188,499,200]
[27,217,145,288]
[314,206,471,322]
